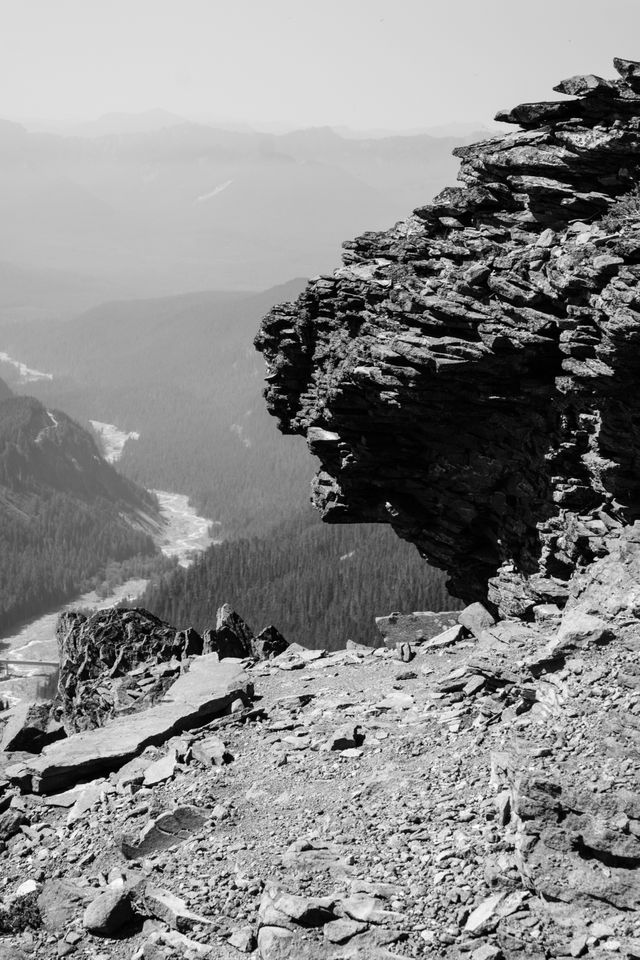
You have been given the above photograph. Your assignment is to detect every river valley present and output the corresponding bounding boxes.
[0,419,219,705]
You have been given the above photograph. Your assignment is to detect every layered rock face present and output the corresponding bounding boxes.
[256,59,640,617]
[56,605,288,732]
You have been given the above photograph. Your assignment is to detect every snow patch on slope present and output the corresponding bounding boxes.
[0,352,53,383]
[90,420,140,463]
[196,179,234,202]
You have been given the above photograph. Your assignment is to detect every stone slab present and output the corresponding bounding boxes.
[15,656,250,794]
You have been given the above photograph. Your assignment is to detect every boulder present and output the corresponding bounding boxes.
[494,749,640,912]
[56,608,203,732]
[143,885,211,931]
[395,641,413,662]
[464,893,506,935]
[0,807,27,842]
[257,926,296,959]
[334,894,405,925]
[142,752,177,787]
[323,725,364,752]
[203,604,254,659]
[176,627,203,657]
[191,735,230,766]
[458,603,495,638]
[66,777,115,825]
[82,886,135,937]
[258,884,336,929]
[229,926,257,952]
[252,625,289,660]
[551,611,612,653]
[323,918,367,944]
[423,624,466,649]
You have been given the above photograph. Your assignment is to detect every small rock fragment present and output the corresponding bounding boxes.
[191,736,231,767]
[228,926,257,952]
[395,642,414,662]
[324,918,368,944]
[144,885,211,932]
[142,753,177,787]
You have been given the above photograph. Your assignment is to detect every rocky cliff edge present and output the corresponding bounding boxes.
[256,57,640,619]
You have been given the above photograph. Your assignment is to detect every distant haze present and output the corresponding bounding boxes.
[2,0,640,131]
[2,0,640,310]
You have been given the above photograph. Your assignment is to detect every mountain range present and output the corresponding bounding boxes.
[0,117,483,315]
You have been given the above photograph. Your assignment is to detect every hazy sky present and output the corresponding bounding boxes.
[3,0,640,130]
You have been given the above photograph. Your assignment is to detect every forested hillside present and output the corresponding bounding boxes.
[1,284,458,641]
[1,282,311,535]
[142,507,458,649]
[0,386,158,634]
[0,377,12,402]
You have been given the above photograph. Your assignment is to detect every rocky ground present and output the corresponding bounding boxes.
[1,592,639,960]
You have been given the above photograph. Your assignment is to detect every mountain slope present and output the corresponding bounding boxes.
[0,389,158,634]
[0,283,457,638]
[0,377,12,402]
[1,282,310,535]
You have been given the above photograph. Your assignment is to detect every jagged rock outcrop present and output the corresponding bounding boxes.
[55,605,286,733]
[55,609,200,732]
[256,58,640,617]
[203,604,289,661]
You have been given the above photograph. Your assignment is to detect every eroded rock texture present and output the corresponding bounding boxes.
[256,58,640,617]
[56,609,200,731]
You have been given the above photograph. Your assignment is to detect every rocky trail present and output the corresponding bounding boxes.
[1,581,640,960]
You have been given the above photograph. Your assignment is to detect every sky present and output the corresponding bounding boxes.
[3,0,640,131]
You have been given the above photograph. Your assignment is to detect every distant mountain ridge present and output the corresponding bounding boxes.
[0,393,153,510]
[0,118,483,306]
